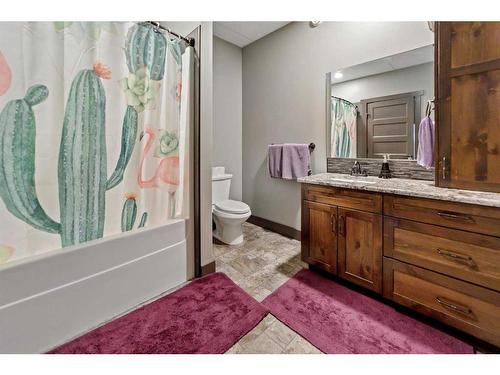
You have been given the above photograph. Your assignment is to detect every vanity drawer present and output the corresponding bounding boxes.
[384,195,500,237]
[303,184,382,213]
[384,218,500,291]
[383,258,500,347]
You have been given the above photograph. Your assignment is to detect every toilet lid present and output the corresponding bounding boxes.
[214,200,250,214]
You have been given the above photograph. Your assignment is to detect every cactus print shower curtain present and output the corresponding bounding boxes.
[331,97,357,158]
[0,22,193,264]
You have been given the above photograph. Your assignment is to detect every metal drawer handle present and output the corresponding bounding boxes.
[436,211,475,223]
[442,156,448,180]
[339,215,345,236]
[331,214,337,234]
[437,248,476,268]
[436,296,473,316]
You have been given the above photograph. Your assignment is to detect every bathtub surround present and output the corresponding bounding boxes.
[50,272,267,354]
[242,22,433,231]
[327,158,434,180]
[0,221,186,353]
[263,269,473,354]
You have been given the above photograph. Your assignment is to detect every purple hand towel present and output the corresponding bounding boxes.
[268,144,283,178]
[417,116,435,168]
[281,143,311,180]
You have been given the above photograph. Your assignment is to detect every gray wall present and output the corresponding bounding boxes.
[213,37,243,200]
[333,62,434,121]
[242,22,433,230]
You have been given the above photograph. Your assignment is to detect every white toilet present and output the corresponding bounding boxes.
[212,167,251,245]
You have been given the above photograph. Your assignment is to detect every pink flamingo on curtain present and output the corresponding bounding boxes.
[0,51,12,96]
[138,128,179,189]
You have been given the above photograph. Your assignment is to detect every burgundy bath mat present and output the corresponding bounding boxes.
[50,272,268,354]
[262,269,473,354]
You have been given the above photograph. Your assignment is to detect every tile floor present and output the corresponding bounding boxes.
[213,222,322,354]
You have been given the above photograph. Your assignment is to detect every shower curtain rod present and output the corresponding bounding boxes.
[145,21,195,47]
[331,95,357,108]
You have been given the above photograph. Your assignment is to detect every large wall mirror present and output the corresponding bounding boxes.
[327,44,434,160]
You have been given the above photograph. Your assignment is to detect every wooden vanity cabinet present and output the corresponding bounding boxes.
[302,184,500,347]
[301,184,383,292]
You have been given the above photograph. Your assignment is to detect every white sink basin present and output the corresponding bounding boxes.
[328,177,377,185]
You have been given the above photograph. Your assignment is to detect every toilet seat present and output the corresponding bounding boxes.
[214,200,250,214]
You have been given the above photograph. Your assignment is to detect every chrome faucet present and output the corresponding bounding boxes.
[350,161,368,176]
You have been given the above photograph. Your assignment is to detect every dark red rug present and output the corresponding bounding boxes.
[50,272,268,354]
[263,269,473,354]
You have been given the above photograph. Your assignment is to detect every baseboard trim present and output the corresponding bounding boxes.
[248,215,301,241]
[201,261,216,276]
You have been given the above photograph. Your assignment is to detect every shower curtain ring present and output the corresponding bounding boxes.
[152,21,160,33]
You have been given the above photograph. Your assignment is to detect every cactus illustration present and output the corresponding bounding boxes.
[0,85,61,234]
[121,194,147,232]
[0,22,169,248]
[0,71,139,246]
[138,212,148,228]
[125,22,167,80]
[107,105,138,189]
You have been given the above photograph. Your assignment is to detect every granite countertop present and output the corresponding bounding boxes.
[297,173,500,208]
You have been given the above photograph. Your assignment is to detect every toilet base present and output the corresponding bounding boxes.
[212,210,251,245]
[213,230,244,246]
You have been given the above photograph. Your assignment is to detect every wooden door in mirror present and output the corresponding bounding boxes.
[436,22,500,192]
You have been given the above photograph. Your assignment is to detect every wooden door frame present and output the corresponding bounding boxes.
[361,90,423,159]
[186,25,202,278]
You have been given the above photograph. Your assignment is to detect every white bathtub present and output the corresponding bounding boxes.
[0,220,187,353]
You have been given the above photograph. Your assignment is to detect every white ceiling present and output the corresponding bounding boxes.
[214,22,289,48]
[332,45,434,84]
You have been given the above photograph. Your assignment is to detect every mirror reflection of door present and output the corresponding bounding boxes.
[327,44,434,160]
[363,92,421,159]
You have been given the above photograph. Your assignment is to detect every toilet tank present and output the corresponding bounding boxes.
[212,167,232,204]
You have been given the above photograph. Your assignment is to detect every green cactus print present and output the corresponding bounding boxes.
[0,85,61,234]
[138,212,148,228]
[121,195,148,232]
[0,70,139,247]
[0,21,174,249]
[121,195,138,232]
[58,69,108,246]
[107,105,138,189]
[125,22,167,81]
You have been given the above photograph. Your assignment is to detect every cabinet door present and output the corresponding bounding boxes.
[301,200,338,273]
[436,22,500,192]
[338,208,383,293]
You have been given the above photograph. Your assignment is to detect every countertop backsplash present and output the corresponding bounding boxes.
[326,157,434,181]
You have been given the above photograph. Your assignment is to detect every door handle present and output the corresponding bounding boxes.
[331,214,337,234]
[339,215,345,236]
